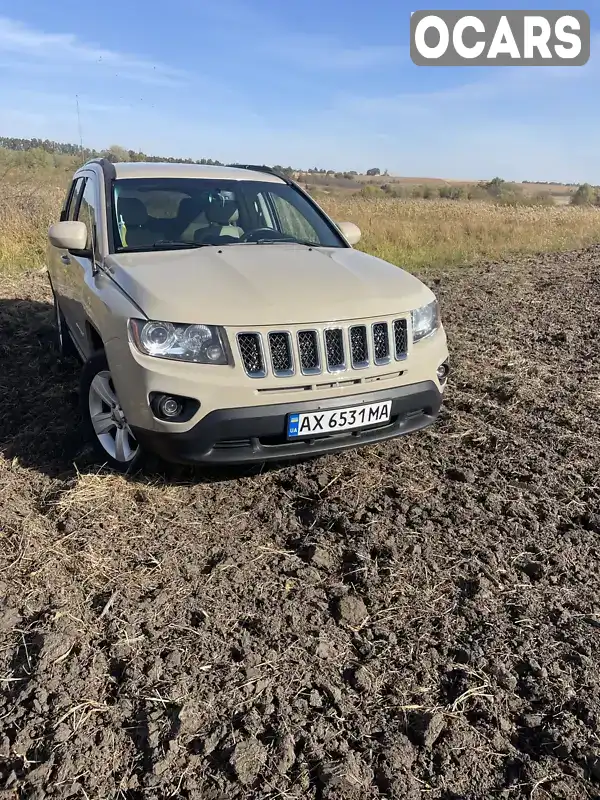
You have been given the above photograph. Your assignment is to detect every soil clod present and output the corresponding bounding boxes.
[229,738,267,786]
[333,594,368,627]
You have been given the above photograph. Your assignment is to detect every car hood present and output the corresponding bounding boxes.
[105,244,434,326]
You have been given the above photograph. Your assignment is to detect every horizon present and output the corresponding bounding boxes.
[1,2,598,183]
[1,136,590,188]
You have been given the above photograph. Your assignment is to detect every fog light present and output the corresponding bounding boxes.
[159,396,182,418]
[437,362,449,382]
[150,392,200,422]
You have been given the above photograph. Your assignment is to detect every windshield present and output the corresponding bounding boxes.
[111,177,346,252]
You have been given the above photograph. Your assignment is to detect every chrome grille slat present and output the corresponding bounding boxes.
[298,330,321,374]
[324,328,345,372]
[393,319,408,360]
[372,322,391,364]
[237,332,266,377]
[268,331,294,376]
[350,325,368,368]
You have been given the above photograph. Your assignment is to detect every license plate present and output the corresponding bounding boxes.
[287,401,392,438]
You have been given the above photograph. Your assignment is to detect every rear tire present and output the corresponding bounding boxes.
[80,351,144,474]
[53,292,79,360]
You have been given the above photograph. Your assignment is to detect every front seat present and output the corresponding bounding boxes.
[194,198,244,244]
[117,198,155,248]
[177,196,210,242]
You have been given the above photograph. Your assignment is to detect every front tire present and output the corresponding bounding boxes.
[80,351,144,473]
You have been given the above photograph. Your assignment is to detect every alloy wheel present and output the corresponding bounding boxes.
[88,371,139,463]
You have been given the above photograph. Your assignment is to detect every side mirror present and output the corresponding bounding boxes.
[48,221,89,255]
[336,221,361,246]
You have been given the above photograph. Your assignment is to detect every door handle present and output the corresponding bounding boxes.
[61,254,71,265]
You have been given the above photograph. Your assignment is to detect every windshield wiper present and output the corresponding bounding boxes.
[151,240,213,249]
[117,241,213,252]
[250,238,320,247]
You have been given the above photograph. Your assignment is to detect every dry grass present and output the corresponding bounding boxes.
[0,183,63,273]
[319,195,600,269]
[2,177,600,275]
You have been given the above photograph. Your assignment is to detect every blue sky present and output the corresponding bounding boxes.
[1,0,598,182]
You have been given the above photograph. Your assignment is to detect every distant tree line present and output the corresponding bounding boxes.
[2,137,597,206]
[0,137,88,156]
[0,137,228,167]
[357,176,558,206]
[0,136,389,179]
[522,180,576,187]
[0,137,335,174]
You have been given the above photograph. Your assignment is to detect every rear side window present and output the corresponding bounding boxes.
[76,178,99,256]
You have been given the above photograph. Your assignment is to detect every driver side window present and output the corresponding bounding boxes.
[254,193,274,228]
[76,178,99,257]
[61,177,85,221]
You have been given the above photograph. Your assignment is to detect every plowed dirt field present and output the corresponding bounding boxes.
[2,249,600,799]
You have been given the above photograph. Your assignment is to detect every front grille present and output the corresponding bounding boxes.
[393,319,408,359]
[237,333,265,377]
[324,329,345,370]
[298,330,320,373]
[268,332,293,375]
[373,322,390,363]
[350,325,368,367]
[236,317,409,378]
[213,438,252,450]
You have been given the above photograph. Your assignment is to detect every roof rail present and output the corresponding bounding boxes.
[83,157,117,179]
[85,157,108,167]
[227,163,290,182]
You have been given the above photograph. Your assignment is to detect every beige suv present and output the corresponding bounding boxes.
[47,160,449,471]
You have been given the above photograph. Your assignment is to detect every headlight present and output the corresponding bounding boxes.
[411,299,440,342]
[128,319,229,364]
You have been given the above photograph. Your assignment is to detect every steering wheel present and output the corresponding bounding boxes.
[241,228,295,243]
[194,232,241,246]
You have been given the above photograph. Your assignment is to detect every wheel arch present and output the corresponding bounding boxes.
[85,321,104,353]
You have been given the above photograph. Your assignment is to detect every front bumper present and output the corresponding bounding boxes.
[130,380,442,465]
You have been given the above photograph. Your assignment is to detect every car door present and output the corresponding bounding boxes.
[50,176,85,322]
[62,173,101,354]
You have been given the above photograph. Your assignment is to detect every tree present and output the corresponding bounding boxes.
[101,144,130,163]
[366,167,381,176]
[570,183,598,206]
[480,176,506,198]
